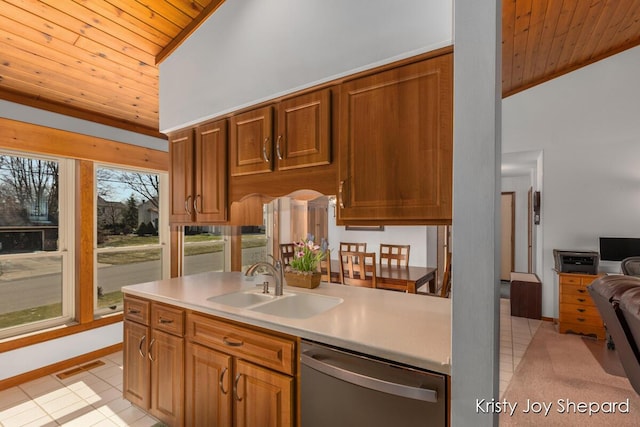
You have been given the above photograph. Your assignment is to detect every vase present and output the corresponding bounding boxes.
[285,271,322,289]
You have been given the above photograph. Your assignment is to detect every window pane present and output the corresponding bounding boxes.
[0,155,59,253]
[95,166,164,315]
[0,255,63,330]
[96,167,160,245]
[241,225,267,271]
[184,226,225,275]
[97,249,162,312]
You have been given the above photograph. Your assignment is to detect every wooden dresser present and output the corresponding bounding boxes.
[558,272,605,339]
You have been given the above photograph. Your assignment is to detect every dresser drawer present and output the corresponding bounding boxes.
[124,296,150,325]
[560,283,592,301]
[559,303,600,319]
[151,303,185,337]
[186,312,296,375]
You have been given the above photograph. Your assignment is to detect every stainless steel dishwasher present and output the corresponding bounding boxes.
[301,340,447,427]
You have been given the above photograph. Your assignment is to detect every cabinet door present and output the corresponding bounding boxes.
[230,106,273,176]
[169,129,195,224]
[276,89,331,170]
[234,359,294,427]
[150,329,184,426]
[194,119,227,222]
[185,343,232,427]
[338,54,453,223]
[123,320,150,409]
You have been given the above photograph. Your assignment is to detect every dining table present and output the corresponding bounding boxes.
[329,259,437,294]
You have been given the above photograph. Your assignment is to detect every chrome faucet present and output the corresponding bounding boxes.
[245,258,284,296]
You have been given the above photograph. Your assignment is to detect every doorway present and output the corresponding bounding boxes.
[501,192,515,281]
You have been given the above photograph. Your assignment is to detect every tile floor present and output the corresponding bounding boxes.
[0,300,537,426]
[0,352,160,427]
[499,298,542,397]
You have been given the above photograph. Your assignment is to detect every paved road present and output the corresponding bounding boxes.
[0,247,267,314]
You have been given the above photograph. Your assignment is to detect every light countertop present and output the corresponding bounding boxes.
[122,271,451,375]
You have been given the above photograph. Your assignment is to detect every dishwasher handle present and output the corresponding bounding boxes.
[301,351,438,403]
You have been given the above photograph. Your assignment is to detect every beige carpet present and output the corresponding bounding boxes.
[500,322,640,426]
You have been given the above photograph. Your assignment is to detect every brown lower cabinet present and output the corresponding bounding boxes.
[123,298,184,426]
[123,295,296,427]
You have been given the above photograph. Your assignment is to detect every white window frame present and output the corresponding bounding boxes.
[0,150,75,339]
[93,164,169,316]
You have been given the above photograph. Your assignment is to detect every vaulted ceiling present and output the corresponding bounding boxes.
[1,0,639,137]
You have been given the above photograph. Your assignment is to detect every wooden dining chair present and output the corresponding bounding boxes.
[440,252,452,298]
[340,242,367,253]
[318,249,332,282]
[339,251,377,288]
[379,244,410,267]
[279,243,295,267]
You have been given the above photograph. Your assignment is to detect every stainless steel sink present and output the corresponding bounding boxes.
[207,290,275,308]
[249,292,343,319]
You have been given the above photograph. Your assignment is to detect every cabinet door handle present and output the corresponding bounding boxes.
[338,180,345,208]
[185,195,192,215]
[128,309,140,315]
[233,373,243,401]
[138,335,146,358]
[262,137,270,163]
[223,337,244,347]
[148,338,156,361]
[159,318,174,324]
[219,367,228,395]
[193,195,201,214]
[276,135,283,160]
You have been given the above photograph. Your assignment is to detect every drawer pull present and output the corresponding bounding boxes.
[223,337,244,347]
[219,367,228,395]
[128,309,141,315]
[577,289,586,294]
[148,338,156,361]
[234,373,243,401]
[577,318,586,322]
[577,308,586,313]
[577,298,586,302]
[159,318,174,324]
[138,335,146,358]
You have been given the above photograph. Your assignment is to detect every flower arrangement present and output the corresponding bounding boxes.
[289,235,327,274]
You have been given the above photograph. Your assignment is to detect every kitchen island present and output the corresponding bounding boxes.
[122,271,451,426]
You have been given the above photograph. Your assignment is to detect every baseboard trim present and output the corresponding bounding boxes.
[0,343,122,391]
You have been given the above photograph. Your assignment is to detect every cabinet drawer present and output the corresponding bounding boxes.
[124,296,150,325]
[559,310,602,327]
[186,312,296,375]
[152,304,185,337]
[559,303,600,318]
[560,292,594,306]
[560,284,592,300]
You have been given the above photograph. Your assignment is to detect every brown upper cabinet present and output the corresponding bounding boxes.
[337,53,453,224]
[229,89,331,177]
[169,119,228,224]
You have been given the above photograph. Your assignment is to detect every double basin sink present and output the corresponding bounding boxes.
[207,288,343,319]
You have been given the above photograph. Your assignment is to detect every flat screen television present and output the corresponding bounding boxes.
[599,237,640,261]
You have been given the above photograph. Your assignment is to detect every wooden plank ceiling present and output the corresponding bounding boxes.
[1,0,639,137]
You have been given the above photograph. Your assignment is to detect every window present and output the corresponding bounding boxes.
[183,225,228,275]
[0,151,74,338]
[95,166,168,316]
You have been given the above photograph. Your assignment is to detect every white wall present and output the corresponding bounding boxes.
[502,45,640,318]
[0,323,122,381]
[159,0,453,132]
[327,214,431,267]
